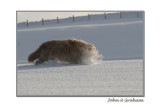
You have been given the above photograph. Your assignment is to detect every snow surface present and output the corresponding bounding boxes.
[17,59,143,96]
[16,12,144,96]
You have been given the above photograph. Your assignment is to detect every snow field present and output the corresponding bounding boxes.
[17,59,143,96]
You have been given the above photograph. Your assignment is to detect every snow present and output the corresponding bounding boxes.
[17,59,143,96]
[16,12,144,96]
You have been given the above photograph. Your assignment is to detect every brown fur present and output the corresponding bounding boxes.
[28,38,96,64]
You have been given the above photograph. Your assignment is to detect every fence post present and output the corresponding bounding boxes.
[42,18,44,25]
[73,15,74,22]
[57,17,59,24]
[26,20,28,27]
[137,12,139,17]
[88,14,90,20]
[120,12,122,18]
[104,13,106,19]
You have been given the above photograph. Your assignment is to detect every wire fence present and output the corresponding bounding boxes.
[19,11,143,27]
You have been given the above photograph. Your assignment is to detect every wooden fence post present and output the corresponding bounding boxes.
[42,18,44,25]
[73,15,74,22]
[88,14,90,20]
[104,13,106,19]
[26,20,28,27]
[57,17,59,24]
[137,12,139,17]
[120,12,122,18]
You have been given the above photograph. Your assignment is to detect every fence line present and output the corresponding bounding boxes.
[24,12,142,27]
